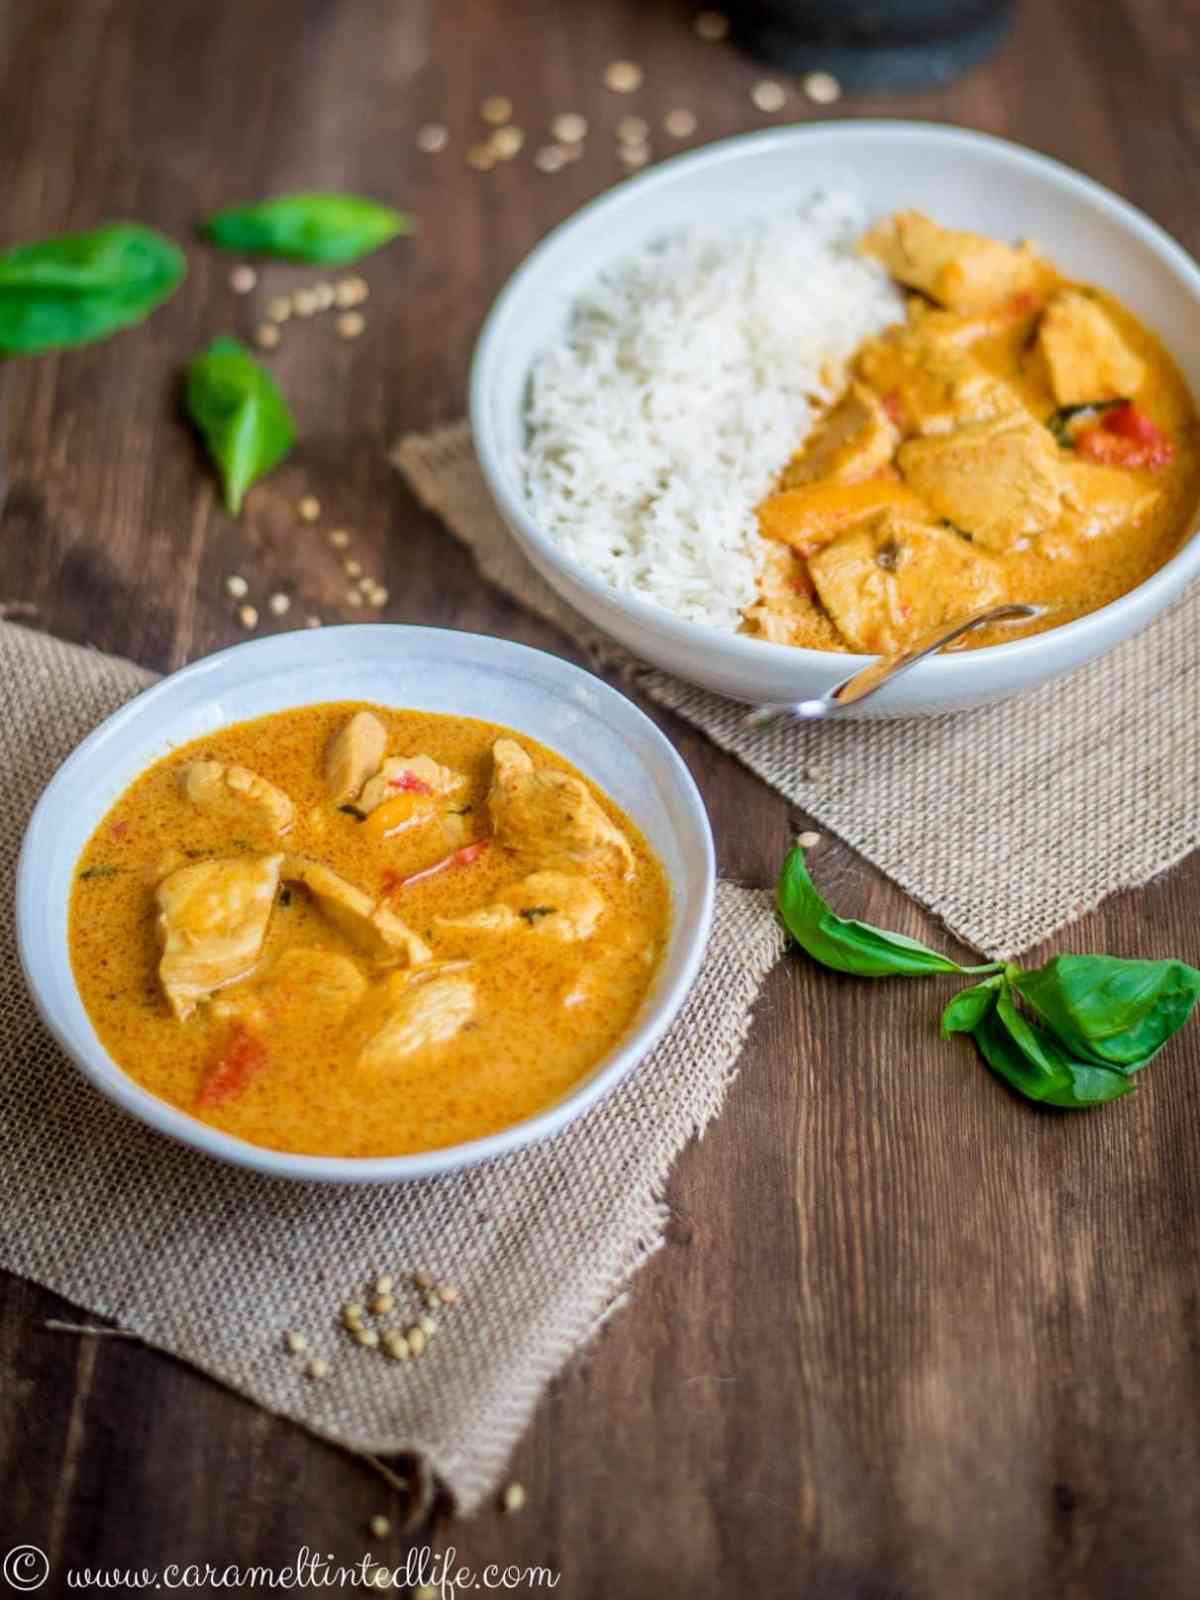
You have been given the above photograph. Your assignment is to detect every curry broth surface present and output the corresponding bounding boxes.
[69,703,671,1158]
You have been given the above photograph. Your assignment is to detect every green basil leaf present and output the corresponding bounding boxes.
[940,974,1005,1037]
[972,987,1134,1109]
[183,336,295,513]
[1045,398,1126,443]
[0,223,185,354]
[777,843,1002,980]
[1013,954,1200,1071]
[202,193,411,265]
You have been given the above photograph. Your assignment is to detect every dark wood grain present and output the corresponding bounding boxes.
[3,1,1200,1595]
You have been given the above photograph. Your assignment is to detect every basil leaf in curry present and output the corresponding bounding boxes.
[0,223,185,355]
[183,336,295,513]
[777,842,1003,980]
[1045,398,1128,444]
[202,193,412,265]
[1013,954,1200,1071]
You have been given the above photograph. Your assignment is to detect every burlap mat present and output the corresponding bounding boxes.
[396,422,1200,959]
[0,619,784,1514]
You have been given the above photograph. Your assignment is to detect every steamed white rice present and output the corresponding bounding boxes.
[523,192,904,632]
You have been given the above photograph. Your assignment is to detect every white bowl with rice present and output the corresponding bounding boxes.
[470,122,1200,716]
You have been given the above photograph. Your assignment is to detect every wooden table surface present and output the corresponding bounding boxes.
[3,2,1200,1595]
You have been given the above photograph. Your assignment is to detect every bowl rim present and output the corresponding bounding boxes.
[470,119,1200,681]
[15,623,716,1184]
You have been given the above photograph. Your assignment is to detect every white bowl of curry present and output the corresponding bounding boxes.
[16,626,714,1181]
[472,122,1200,713]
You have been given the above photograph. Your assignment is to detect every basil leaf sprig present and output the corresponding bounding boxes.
[0,223,185,355]
[202,193,411,265]
[776,842,1003,979]
[941,978,1135,1108]
[184,336,295,513]
[777,842,1200,1110]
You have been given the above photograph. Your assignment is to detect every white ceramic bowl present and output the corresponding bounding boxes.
[15,625,715,1182]
[471,121,1200,715]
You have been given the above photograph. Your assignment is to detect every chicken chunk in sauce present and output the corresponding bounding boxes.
[182,760,295,837]
[434,871,606,946]
[896,412,1066,553]
[155,854,283,1021]
[324,709,387,805]
[351,970,477,1071]
[860,211,1047,314]
[488,739,635,881]
[809,511,1005,654]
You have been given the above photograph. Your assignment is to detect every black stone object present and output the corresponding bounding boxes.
[728,0,1017,91]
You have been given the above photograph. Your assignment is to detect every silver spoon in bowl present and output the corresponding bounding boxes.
[745,602,1045,728]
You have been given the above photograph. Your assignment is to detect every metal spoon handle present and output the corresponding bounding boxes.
[746,602,1044,728]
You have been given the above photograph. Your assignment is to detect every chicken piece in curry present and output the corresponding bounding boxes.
[69,704,670,1158]
[745,210,1200,654]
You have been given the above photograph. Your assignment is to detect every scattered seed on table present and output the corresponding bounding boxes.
[413,1588,439,1600]
[298,495,321,522]
[255,323,281,350]
[481,94,513,125]
[306,1357,330,1380]
[238,604,259,630]
[419,1314,437,1337]
[417,122,449,153]
[346,589,364,607]
[268,592,291,617]
[342,1299,365,1323]
[292,288,320,317]
[664,107,697,138]
[551,112,588,144]
[605,59,643,93]
[337,311,365,339]
[354,1326,380,1348]
[803,70,842,104]
[796,830,822,848]
[620,143,650,169]
[467,141,497,171]
[413,1270,433,1290]
[382,1330,410,1360]
[694,8,730,41]
[313,282,335,311]
[329,528,351,548]
[436,1283,460,1305]
[407,1325,427,1356]
[752,79,786,112]
[374,1273,394,1294]
[229,264,257,294]
[284,1330,308,1354]
[369,1514,391,1539]
[267,295,292,323]
[370,1293,394,1315]
[306,614,322,629]
[225,574,249,599]
[344,558,363,577]
[534,144,568,173]
[617,115,648,142]
[501,1481,526,1514]
[490,125,525,160]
